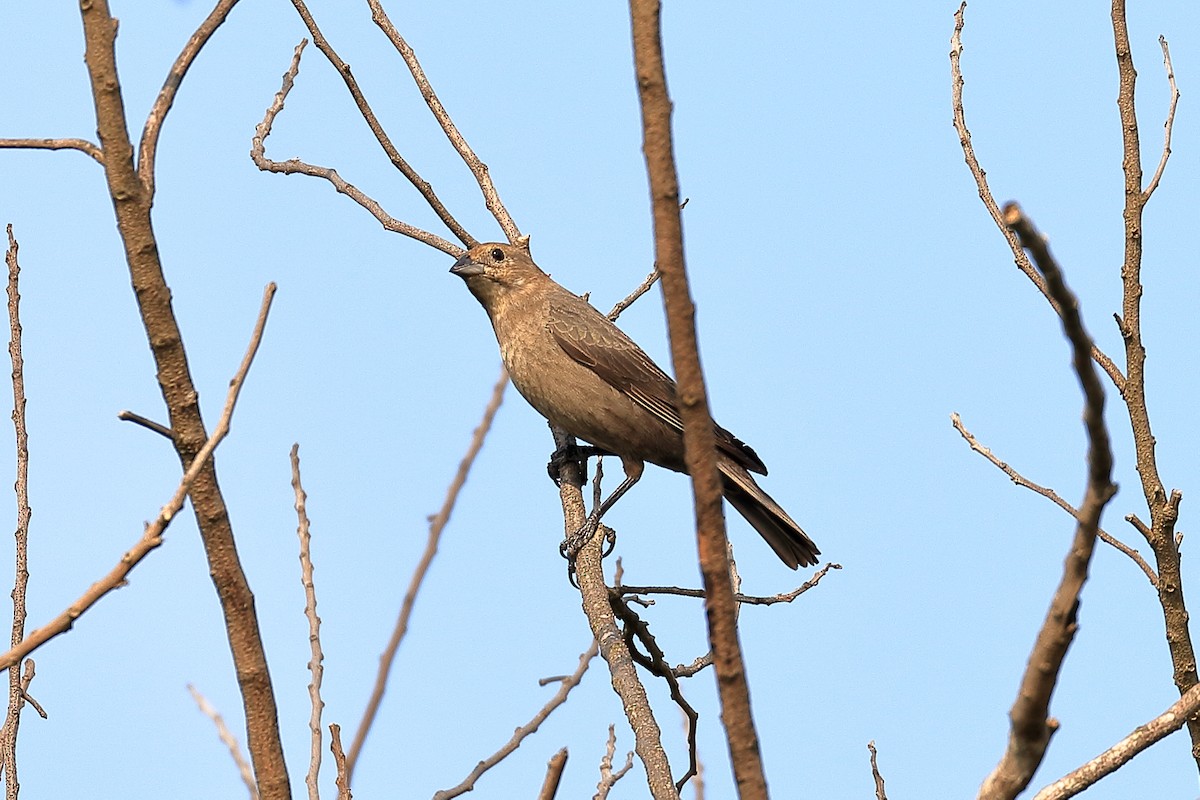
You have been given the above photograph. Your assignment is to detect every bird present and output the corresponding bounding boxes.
[450,241,819,569]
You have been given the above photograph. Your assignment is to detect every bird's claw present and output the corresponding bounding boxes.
[546,443,607,485]
[559,516,618,585]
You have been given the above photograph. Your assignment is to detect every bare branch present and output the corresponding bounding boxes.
[252,40,461,256]
[1111,0,1199,761]
[594,725,635,800]
[0,284,276,673]
[434,641,599,800]
[345,366,507,781]
[291,445,324,800]
[619,561,841,607]
[0,225,31,800]
[285,0,476,248]
[1142,36,1180,200]
[977,206,1116,800]
[608,270,661,321]
[950,413,1156,585]
[188,684,258,800]
[1032,683,1200,800]
[537,748,569,800]
[868,741,888,800]
[609,592,698,791]
[117,410,173,440]
[949,2,1125,392]
[138,0,241,194]
[629,2,766,793]
[0,139,103,164]
[365,0,520,244]
[330,724,352,800]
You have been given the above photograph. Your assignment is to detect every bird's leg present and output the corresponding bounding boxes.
[546,441,610,485]
[559,456,644,562]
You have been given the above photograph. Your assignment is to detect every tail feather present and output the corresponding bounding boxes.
[720,461,819,569]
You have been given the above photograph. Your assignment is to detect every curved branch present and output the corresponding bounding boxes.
[366,0,520,244]
[0,138,103,164]
[138,0,241,194]
[949,2,1125,392]
[251,40,461,256]
[977,206,1117,800]
[285,0,476,248]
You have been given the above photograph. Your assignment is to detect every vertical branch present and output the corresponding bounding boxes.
[627,2,767,798]
[1110,0,1198,761]
[292,445,324,800]
[77,3,291,797]
[0,227,31,800]
[977,206,1117,800]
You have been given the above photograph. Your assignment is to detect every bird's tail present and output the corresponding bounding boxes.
[720,462,819,569]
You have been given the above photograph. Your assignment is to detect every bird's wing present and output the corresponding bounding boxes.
[547,296,767,474]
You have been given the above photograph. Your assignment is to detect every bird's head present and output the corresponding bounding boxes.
[450,242,546,309]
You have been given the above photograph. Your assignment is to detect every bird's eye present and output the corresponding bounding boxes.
[490,247,505,262]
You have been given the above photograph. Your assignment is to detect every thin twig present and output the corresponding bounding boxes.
[868,741,888,800]
[609,593,698,791]
[0,139,103,164]
[330,724,352,800]
[434,641,599,800]
[1032,683,1200,799]
[345,366,507,781]
[251,40,461,256]
[365,0,518,244]
[608,270,661,321]
[188,684,258,800]
[137,0,242,195]
[1142,36,1180,200]
[0,284,277,673]
[0,226,31,800]
[292,445,324,800]
[949,2,1125,392]
[15,664,41,721]
[594,725,635,800]
[950,413,1156,585]
[117,410,173,440]
[285,0,476,248]
[620,561,842,607]
[537,748,569,800]
[977,206,1116,800]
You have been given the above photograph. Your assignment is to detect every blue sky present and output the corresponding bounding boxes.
[2,1,1199,798]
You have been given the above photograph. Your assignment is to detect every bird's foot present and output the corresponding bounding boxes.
[546,443,607,485]
[560,516,617,587]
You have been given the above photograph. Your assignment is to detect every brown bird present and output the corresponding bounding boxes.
[450,242,819,569]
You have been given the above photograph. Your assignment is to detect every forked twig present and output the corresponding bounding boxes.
[365,0,520,244]
[950,413,1155,585]
[0,284,277,673]
[433,641,599,800]
[252,40,461,256]
[949,2,1125,392]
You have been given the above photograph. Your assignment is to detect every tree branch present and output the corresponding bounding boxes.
[251,39,462,256]
[977,205,1116,800]
[0,284,277,674]
[949,2,1125,392]
[345,366,507,781]
[1111,0,1198,763]
[628,2,766,796]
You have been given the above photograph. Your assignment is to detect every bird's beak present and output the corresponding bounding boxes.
[450,254,485,278]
